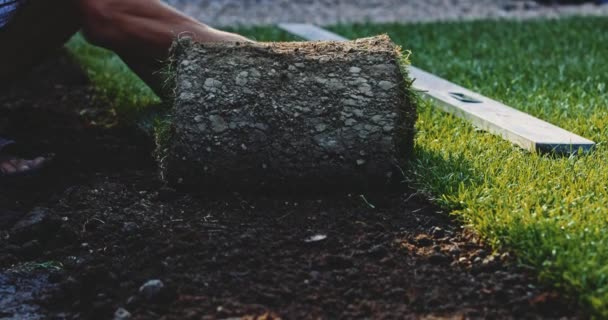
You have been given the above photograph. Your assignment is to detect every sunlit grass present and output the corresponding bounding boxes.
[67,17,608,316]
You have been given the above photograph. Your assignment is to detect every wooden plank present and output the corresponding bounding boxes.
[279,23,349,41]
[277,23,595,154]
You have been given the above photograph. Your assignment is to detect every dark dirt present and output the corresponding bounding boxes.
[0,51,583,319]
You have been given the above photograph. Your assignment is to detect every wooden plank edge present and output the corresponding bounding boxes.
[422,93,595,155]
[278,23,348,41]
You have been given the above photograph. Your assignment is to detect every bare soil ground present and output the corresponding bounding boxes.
[0,52,583,319]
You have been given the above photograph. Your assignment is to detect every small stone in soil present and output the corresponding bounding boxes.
[474,249,489,259]
[481,255,499,271]
[10,207,58,242]
[114,307,132,320]
[430,226,445,238]
[304,234,327,243]
[10,209,47,233]
[138,279,164,301]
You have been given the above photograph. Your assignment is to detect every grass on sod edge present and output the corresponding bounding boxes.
[67,18,608,315]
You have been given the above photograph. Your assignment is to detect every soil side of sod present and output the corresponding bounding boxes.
[0,52,582,319]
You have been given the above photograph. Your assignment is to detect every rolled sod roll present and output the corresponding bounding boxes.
[158,35,416,191]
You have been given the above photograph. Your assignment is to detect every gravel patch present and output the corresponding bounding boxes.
[165,0,608,27]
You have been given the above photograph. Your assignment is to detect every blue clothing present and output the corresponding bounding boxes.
[0,0,23,28]
[0,137,14,151]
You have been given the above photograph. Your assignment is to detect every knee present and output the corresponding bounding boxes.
[77,0,125,47]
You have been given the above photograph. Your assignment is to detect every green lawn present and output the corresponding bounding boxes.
[68,17,608,316]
